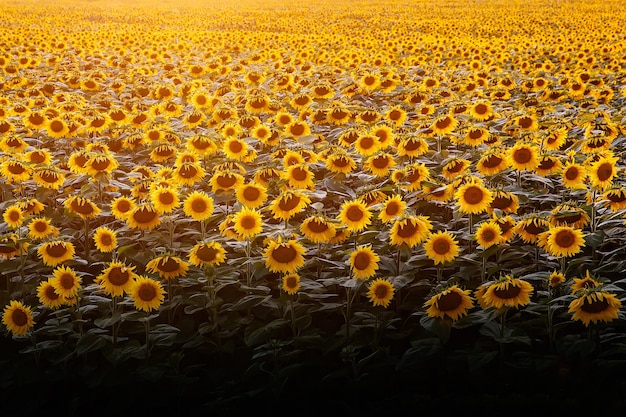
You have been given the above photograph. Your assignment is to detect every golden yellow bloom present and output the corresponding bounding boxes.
[454,182,493,215]
[424,285,474,321]
[126,203,161,231]
[93,226,118,253]
[548,270,566,288]
[96,261,138,297]
[64,195,101,220]
[37,280,66,310]
[110,196,136,221]
[378,194,406,223]
[263,237,306,274]
[568,288,622,326]
[233,207,264,240]
[2,300,35,337]
[299,215,336,244]
[349,245,380,279]
[146,255,189,280]
[269,189,311,221]
[189,241,226,267]
[338,199,372,232]
[281,273,301,295]
[49,265,81,298]
[474,221,504,249]
[367,278,395,308]
[389,215,433,248]
[129,275,165,313]
[150,186,180,214]
[480,275,533,309]
[3,205,24,229]
[423,231,460,265]
[183,191,214,221]
[508,143,540,171]
[37,240,75,267]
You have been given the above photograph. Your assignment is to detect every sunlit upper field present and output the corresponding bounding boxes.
[1,0,626,413]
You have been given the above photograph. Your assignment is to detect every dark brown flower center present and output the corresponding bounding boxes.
[307,219,329,233]
[46,242,68,258]
[493,283,522,299]
[108,267,129,286]
[513,148,532,164]
[59,272,75,289]
[596,162,613,182]
[565,167,580,181]
[138,283,156,301]
[554,230,575,248]
[482,155,503,168]
[433,238,451,255]
[216,174,237,188]
[278,194,301,211]
[463,186,484,205]
[437,291,462,311]
[353,251,372,271]
[397,220,418,238]
[291,167,308,182]
[581,297,609,314]
[358,136,375,150]
[196,245,218,262]
[375,284,389,299]
[346,205,364,222]
[11,309,28,326]
[46,285,60,300]
[158,257,181,273]
[133,207,158,223]
[272,245,297,263]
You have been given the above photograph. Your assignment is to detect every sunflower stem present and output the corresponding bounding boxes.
[84,218,90,265]
[144,313,151,357]
[112,295,118,347]
[289,298,297,337]
[481,254,487,282]
[468,213,474,253]
[437,266,443,282]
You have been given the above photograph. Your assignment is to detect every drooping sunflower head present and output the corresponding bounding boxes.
[126,203,161,231]
[423,284,475,321]
[189,241,227,268]
[110,196,136,221]
[37,280,66,310]
[64,195,101,220]
[480,274,533,310]
[269,189,311,221]
[37,240,75,267]
[146,255,190,280]
[172,162,206,186]
[568,287,622,326]
[299,215,336,244]
[514,215,549,244]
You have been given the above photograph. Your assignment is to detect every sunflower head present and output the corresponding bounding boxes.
[2,300,35,337]
[568,287,622,326]
[367,278,395,308]
[423,284,475,321]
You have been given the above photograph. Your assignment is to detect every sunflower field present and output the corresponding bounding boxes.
[2,0,626,413]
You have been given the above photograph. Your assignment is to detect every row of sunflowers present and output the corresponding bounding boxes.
[1,0,626,412]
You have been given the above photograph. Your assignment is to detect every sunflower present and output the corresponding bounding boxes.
[285,120,311,139]
[431,114,458,135]
[385,106,408,126]
[37,240,75,267]
[235,182,268,209]
[364,152,396,177]
[263,237,306,274]
[338,199,372,232]
[508,142,540,172]
[32,167,65,190]
[326,103,352,125]
[222,137,249,161]
[454,182,493,215]
[179,191,213,222]
[513,114,539,131]
[542,226,586,258]
[49,265,81,298]
[389,215,433,248]
[277,272,301,296]
[442,158,470,181]
[603,188,626,211]
[469,101,494,121]
[3,205,24,229]
[93,226,117,253]
[480,275,534,309]
[549,203,590,229]
[424,285,475,321]
[488,190,519,214]
[474,221,504,249]
[210,170,245,193]
[544,126,568,151]
[325,152,357,174]
[299,215,336,244]
[570,270,602,294]
[172,162,206,186]
[37,280,66,310]
[367,278,395,308]
[64,195,101,220]
[2,300,35,337]
[189,241,226,267]
[477,149,508,176]
[534,155,562,176]
[560,162,587,189]
[283,163,316,190]
[129,275,165,313]
[548,270,566,288]
[349,245,380,280]
[149,186,180,214]
[110,196,136,221]
[186,135,218,156]
[27,217,59,240]
[378,194,407,223]
[1,159,31,183]
[588,155,618,190]
[514,216,549,244]
[269,189,311,221]
[96,261,138,297]
[45,117,70,138]
[126,203,161,231]
[462,127,490,147]
[424,231,460,265]
[146,255,190,280]
[354,133,381,157]
[232,207,264,240]
[568,288,622,326]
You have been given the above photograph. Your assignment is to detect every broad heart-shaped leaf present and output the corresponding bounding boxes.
[94,311,121,328]
[226,294,272,312]
[584,230,605,249]
[419,314,451,344]
[244,318,289,347]
[75,332,107,356]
